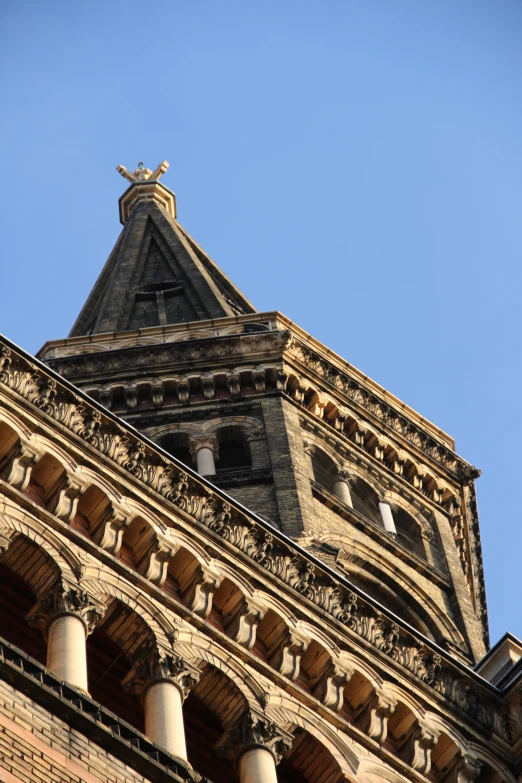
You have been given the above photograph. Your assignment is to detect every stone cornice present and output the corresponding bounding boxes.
[0,336,500,740]
[43,326,470,481]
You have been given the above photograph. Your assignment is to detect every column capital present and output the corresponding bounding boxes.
[336,468,352,484]
[216,708,293,767]
[189,434,218,460]
[27,579,104,637]
[123,645,201,702]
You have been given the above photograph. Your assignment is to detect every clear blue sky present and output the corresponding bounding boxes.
[1,1,521,646]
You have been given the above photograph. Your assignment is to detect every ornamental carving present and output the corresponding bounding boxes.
[0,340,503,739]
[27,580,105,636]
[123,645,201,702]
[216,708,293,766]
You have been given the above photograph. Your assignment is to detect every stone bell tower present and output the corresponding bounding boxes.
[1,159,520,783]
[39,160,488,667]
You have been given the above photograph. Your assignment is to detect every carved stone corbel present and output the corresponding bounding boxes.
[0,438,41,490]
[123,645,201,702]
[91,502,129,555]
[227,373,241,396]
[225,597,266,649]
[98,389,112,410]
[309,399,327,418]
[182,564,223,618]
[372,442,385,461]
[135,531,178,586]
[446,754,482,783]
[268,629,309,681]
[177,380,190,404]
[356,687,397,743]
[353,426,368,448]
[334,412,347,432]
[293,383,306,405]
[124,388,138,410]
[312,663,353,712]
[27,579,105,637]
[252,368,266,393]
[400,718,440,775]
[150,383,164,408]
[201,375,216,400]
[276,370,287,391]
[48,476,85,522]
[215,708,293,767]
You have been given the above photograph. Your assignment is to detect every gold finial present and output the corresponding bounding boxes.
[116,160,170,184]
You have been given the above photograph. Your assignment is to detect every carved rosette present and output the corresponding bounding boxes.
[216,709,293,766]
[27,580,104,637]
[123,646,201,702]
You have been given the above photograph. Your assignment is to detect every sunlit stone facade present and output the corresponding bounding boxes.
[0,162,520,783]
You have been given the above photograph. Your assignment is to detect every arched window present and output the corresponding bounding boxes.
[0,535,61,664]
[215,426,252,472]
[310,449,338,494]
[350,477,381,526]
[86,599,151,733]
[392,507,426,560]
[159,431,195,468]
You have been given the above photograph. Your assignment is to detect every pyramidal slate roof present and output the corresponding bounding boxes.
[69,173,256,338]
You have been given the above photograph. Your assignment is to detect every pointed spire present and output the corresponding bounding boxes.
[68,161,256,337]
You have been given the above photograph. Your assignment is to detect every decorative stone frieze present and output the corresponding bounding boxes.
[0,339,503,738]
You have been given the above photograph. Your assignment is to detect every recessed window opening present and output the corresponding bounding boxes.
[392,507,427,560]
[311,450,338,494]
[159,432,194,468]
[216,426,251,472]
[350,477,381,526]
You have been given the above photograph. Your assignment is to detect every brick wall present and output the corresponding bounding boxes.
[0,681,154,783]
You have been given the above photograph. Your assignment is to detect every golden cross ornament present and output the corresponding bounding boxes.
[117,160,170,183]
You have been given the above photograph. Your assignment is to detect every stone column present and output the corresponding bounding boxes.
[123,646,200,761]
[189,434,218,476]
[333,469,353,507]
[217,708,293,783]
[379,501,397,535]
[27,580,104,692]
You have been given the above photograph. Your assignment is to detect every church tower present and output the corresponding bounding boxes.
[40,161,488,666]
[0,160,520,783]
